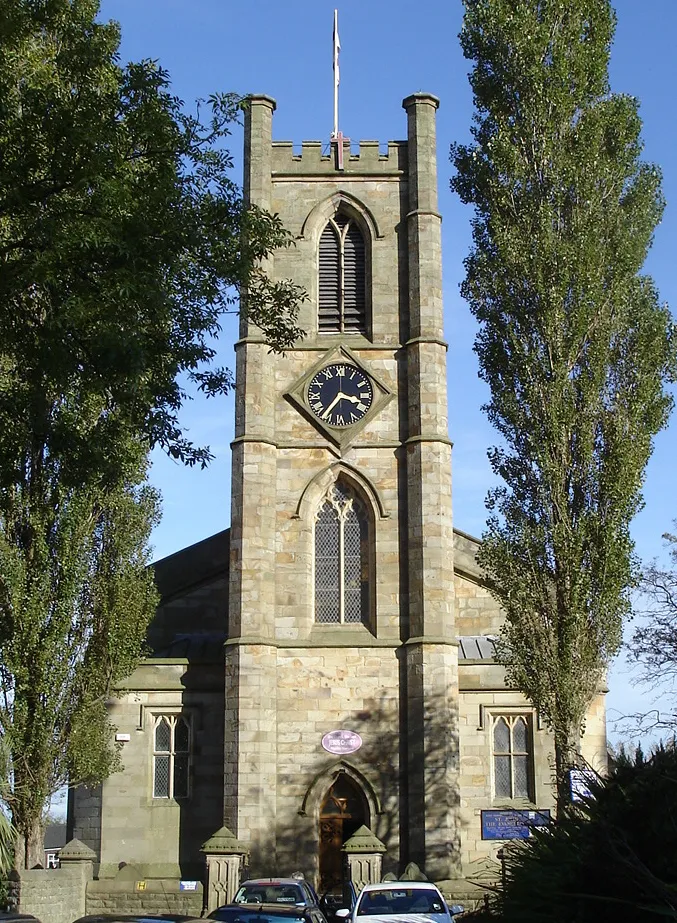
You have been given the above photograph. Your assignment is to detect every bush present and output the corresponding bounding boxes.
[492,743,677,922]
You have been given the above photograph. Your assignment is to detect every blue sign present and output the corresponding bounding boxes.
[179,880,199,891]
[481,809,551,840]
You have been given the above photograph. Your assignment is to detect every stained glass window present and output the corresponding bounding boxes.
[314,482,370,625]
[153,714,191,799]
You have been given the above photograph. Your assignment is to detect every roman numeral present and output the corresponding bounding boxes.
[360,392,370,399]
[334,414,345,426]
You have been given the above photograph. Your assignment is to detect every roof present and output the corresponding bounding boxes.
[152,529,229,603]
[360,883,442,892]
[44,823,67,850]
[457,636,496,661]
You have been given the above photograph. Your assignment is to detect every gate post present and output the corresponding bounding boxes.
[201,826,249,913]
[342,825,386,892]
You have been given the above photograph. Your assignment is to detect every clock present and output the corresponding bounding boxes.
[307,364,374,427]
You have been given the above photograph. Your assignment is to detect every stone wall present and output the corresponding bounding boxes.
[16,864,89,923]
[98,659,225,879]
[85,878,203,916]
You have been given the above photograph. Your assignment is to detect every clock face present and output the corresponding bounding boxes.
[307,364,374,427]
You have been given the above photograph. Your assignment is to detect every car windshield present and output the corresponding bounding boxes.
[357,889,445,916]
[234,885,305,905]
[210,911,305,923]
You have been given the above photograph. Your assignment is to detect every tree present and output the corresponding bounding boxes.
[451,0,676,809]
[627,527,677,732]
[482,743,677,923]
[0,0,305,866]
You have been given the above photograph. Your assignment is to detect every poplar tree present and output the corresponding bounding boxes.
[0,0,305,865]
[451,0,676,809]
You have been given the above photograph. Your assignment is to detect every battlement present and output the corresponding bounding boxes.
[271,139,407,175]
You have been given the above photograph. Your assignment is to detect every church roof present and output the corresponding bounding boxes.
[457,636,496,661]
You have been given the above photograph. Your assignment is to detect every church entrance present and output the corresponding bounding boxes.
[318,773,369,895]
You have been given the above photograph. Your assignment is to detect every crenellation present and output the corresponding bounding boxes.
[271,138,406,174]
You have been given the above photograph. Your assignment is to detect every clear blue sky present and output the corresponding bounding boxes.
[98,0,677,742]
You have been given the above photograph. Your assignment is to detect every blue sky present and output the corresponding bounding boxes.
[98,0,677,742]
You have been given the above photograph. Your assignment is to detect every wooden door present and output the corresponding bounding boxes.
[318,774,369,894]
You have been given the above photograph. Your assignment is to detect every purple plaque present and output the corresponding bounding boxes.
[322,729,363,754]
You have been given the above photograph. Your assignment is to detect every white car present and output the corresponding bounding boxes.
[336,881,463,923]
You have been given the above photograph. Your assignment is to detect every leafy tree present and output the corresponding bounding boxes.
[486,743,677,923]
[451,0,676,809]
[0,0,305,866]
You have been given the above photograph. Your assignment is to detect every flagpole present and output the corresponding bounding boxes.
[332,9,339,139]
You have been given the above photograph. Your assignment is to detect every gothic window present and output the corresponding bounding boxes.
[315,482,370,625]
[152,714,190,799]
[492,715,533,801]
[318,213,367,333]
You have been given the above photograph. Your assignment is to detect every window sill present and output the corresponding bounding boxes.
[491,798,539,810]
[309,623,378,645]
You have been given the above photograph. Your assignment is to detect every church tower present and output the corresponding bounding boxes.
[226,93,460,883]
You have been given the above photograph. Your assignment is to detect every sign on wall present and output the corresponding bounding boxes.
[481,809,551,840]
[321,729,363,755]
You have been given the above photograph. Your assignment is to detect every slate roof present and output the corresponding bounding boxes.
[457,635,496,661]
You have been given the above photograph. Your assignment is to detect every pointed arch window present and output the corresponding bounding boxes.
[492,714,533,801]
[153,714,190,799]
[315,481,370,624]
[319,213,367,333]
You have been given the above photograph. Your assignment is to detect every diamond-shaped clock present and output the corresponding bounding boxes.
[285,346,393,449]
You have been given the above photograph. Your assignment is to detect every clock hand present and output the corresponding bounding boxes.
[322,392,345,419]
[342,394,360,404]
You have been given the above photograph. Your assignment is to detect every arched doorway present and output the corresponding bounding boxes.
[318,773,369,894]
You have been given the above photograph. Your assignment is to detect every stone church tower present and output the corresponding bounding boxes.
[68,92,608,903]
[228,92,458,882]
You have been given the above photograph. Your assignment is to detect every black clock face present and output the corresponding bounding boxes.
[307,364,374,427]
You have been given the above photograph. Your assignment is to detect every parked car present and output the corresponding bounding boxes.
[232,878,323,910]
[0,915,42,923]
[71,916,203,923]
[335,882,463,923]
[209,903,326,923]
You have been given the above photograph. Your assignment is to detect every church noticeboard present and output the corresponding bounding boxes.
[481,809,551,840]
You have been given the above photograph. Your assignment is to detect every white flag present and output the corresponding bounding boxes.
[333,9,340,86]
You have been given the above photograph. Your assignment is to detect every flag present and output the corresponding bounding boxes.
[333,9,340,87]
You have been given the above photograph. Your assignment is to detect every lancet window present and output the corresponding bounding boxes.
[314,481,370,625]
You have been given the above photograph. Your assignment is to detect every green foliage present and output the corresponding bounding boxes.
[489,743,677,922]
[0,0,306,866]
[0,467,160,864]
[0,0,305,482]
[451,0,677,794]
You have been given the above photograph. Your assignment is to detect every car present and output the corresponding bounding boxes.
[209,878,328,923]
[71,916,203,923]
[209,903,326,923]
[232,878,322,910]
[335,881,464,923]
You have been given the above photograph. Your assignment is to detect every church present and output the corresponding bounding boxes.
[68,92,608,894]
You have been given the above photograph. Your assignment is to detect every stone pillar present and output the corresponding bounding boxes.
[225,93,279,872]
[401,93,460,881]
[201,826,249,913]
[342,826,386,892]
[58,838,96,920]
